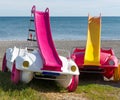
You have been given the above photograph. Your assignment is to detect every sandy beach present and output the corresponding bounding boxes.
[0,40,120,99]
[0,40,120,67]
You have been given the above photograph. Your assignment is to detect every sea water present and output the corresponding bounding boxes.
[0,17,120,40]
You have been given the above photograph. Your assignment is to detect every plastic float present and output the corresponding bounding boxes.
[71,15,120,81]
[2,6,79,92]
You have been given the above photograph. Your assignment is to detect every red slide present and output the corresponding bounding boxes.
[33,6,62,71]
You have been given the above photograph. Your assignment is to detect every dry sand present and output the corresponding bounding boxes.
[0,40,120,58]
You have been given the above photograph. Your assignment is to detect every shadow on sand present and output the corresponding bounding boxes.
[79,73,120,88]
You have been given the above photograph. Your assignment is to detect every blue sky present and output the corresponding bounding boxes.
[0,0,120,16]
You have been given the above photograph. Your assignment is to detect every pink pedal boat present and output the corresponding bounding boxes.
[71,15,120,81]
[2,6,79,92]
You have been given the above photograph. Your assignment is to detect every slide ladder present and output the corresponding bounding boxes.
[33,6,62,71]
[84,15,101,66]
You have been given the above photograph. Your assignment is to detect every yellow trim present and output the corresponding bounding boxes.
[113,64,120,81]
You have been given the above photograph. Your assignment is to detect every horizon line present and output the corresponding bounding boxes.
[0,15,120,17]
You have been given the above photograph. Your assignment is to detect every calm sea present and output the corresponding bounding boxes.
[0,17,120,40]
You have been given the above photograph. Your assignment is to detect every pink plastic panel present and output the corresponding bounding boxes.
[34,9,62,71]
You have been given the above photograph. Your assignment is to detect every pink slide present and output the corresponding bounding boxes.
[33,6,62,71]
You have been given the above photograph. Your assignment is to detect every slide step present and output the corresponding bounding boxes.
[27,39,36,41]
[29,29,35,32]
[30,19,34,22]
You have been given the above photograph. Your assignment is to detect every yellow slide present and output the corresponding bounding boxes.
[84,15,101,66]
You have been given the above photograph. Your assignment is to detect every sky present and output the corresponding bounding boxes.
[0,0,120,16]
